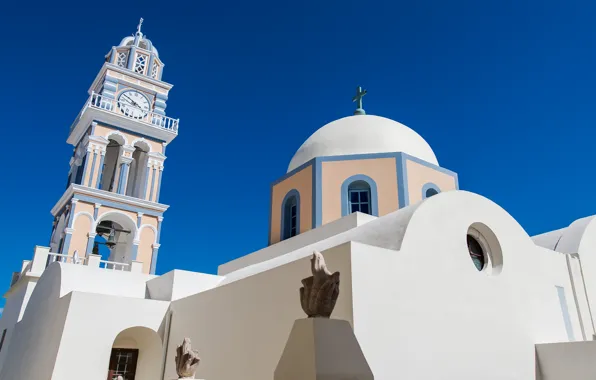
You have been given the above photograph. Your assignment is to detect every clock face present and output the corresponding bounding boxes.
[118,90,150,119]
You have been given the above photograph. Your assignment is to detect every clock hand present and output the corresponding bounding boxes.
[122,95,140,108]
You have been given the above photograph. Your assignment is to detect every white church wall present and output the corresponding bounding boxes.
[146,269,223,301]
[0,279,37,371]
[347,191,577,380]
[57,260,155,299]
[573,217,596,336]
[0,264,73,380]
[219,211,375,275]
[166,243,354,380]
[50,292,168,380]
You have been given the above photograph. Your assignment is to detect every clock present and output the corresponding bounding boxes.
[118,90,150,119]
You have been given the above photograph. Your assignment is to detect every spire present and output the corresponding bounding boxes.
[352,86,367,115]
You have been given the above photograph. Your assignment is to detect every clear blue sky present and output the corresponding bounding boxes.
[1,0,595,307]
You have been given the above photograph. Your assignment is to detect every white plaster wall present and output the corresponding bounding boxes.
[536,341,596,380]
[51,292,168,380]
[573,217,596,334]
[166,244,354,380]
[0,264,72,380]
[0,279,37,372]
[146,270,223,301]
[349,191,576,380]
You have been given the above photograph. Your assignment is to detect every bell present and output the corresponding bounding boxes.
[106,231,117,249]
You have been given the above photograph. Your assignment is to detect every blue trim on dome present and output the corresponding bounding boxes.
[268,151,458,239]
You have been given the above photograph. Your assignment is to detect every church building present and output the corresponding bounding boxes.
[1,20,596,380]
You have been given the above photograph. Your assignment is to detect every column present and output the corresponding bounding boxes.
[61,227,75,256]
[131,240,140,261]
[96,150,106,189]
[155,165,164,202]
[85,233,97,256]
[142,163,152,200]
[150,216,163,274]
[117,156,133,195]
[148,167,157,202]
[94,203,101,220]
[150,244,160,275]
[87,149,98,187]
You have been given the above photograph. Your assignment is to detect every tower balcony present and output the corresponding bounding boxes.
[68,92,179,145]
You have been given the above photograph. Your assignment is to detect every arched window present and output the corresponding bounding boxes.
[100,138,124,192]
[126,142,150,198]
[341,175,379,217]
[422,183,441,200]
[348,181,372,215]
[281,190,300,241]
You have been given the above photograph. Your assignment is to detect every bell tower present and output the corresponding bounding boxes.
[48,19,178,274]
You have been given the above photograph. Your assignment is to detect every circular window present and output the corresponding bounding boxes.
[467,234,485,271]
[466,223,503,275]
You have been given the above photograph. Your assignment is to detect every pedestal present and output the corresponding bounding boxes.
[274,318,374,380]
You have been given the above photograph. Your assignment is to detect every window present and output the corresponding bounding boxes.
[348,181,372,215]
[117,52,128,68]
[467,234,485,271]
[151,63,159,79]
[134,54,147,74]
[425,188,439,198]
[0,329,6,352]
[283,195,298,240]
[108,348,138,380]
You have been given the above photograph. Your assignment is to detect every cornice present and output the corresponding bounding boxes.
[51,184,169,216]
[88,63,173,95]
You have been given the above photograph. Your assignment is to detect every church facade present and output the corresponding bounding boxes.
[1,21,596,380]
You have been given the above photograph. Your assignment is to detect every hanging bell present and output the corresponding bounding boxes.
[106,230,117,249]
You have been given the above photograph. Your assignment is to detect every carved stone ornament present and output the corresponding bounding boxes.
[175,337,200,379]
[300,251,340,318]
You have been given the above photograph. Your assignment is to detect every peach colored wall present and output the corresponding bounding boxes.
[74,201,94,216]
[95,124,164,154]
[138,228,156,273]
[69,213,92,256]
[141,215,158,228]
[321,158,398,225]
[406,159,457,204]
[270,165,313,244]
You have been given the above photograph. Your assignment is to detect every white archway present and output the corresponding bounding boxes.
[72,211,95,227]
[93,211,138,266]
[136,224,158,243]
[107,326,162,380]
[105,131,128,146]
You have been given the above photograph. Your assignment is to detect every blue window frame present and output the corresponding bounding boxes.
[422,183,441,200]
[348,185,371,215]
[281,190,300,241]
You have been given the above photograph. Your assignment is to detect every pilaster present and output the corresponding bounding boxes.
[85,233,97,256]
[150,243,160,274]
[117,156,133,195]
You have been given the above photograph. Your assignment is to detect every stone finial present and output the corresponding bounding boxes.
[300,251,340,318]
[175,338,200,379]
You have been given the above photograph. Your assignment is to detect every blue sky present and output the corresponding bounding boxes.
[0,0,595,309]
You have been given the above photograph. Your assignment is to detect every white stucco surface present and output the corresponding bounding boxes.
[2,192,596,380]
[287,115,439,172]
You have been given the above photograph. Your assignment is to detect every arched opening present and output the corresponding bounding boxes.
[126,142,150,198]
[425,188,439,198]
[93,213,137,268]
[347,180,372,215]
[100,137,125,192]
[107,326,162,380]
[281,190,300,241]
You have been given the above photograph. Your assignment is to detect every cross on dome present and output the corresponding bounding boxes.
[352,86,367,115]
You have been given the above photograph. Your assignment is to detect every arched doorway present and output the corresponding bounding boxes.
[107,327,162,380]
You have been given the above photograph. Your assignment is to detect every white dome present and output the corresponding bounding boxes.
[287,115,438,173]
